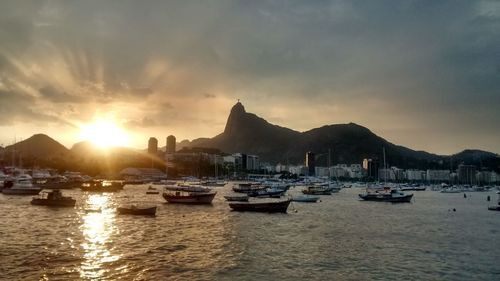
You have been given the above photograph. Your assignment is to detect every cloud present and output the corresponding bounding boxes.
[0,0,498,153]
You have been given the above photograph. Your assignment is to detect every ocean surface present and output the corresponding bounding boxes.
[0,184,499,281]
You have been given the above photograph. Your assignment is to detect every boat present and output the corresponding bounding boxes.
[162,185,217,204]
[232,182,265,193]
[146,185,159,194]
[291,195,320,203]
[224,194,249,202]
[80,180,124,192]
[400,185,427,191]
[1,175,42,195]
[228,198,292,213]
[117,205,157,216]
[248,187,285,198]
[302,186,333,195]
[359,187,413,203]
[488,192,500,211]
[30,190,76,207]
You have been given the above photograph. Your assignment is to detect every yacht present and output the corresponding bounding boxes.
[2,174,42,195]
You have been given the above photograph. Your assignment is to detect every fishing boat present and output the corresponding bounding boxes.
[117,205,157,216]
[224,194,249,202]
[31,190,76,207]
[228,198,292,213]
[291,195,320,203]
[1,175,42,195]
[162,185,217,204]
[359,187,413,203]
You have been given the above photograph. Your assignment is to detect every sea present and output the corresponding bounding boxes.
[0,184,499,281]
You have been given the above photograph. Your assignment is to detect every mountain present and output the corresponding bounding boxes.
[184,102,499,170]
[4,134,69,160]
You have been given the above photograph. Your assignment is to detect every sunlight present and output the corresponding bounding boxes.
[79,118,129,148]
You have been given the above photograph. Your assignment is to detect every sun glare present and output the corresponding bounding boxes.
[80,119,129,148]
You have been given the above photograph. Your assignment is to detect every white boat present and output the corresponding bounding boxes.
[162,184,217,204]
[2,174,42,195]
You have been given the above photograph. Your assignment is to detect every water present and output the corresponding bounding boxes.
[0,185,499,280]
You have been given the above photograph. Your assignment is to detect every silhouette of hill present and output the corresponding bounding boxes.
[184,102,500,170]
[4,134,69,160]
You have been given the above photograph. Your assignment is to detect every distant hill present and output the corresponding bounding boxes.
[4,134,69,160]
[183,102,500,171]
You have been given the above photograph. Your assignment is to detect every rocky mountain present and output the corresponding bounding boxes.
[186,102,500,170]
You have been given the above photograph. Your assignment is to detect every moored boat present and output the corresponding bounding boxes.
[228,198,292,213]
[117,205,157,216]
[302,186,333,195]
[80,180,123,192]
[1,175,42,195]
[291,195,320,203]
[359,187,413,203]
[31,190,76,207]
[162,185,217,204]
[224,194,249,202]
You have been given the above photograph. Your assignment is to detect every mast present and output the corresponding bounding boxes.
[383,147,387,184]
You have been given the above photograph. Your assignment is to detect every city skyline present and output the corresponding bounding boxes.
[0,1,499,154]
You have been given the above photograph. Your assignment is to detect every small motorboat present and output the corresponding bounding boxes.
[2,175,42,195]
[224,194,249,202]
[488,192,500,211]
[31,190,76,207]
[117,205,157,216]
[162,185,217,204]
[359,188,413,203]
[302,186,333,195]
[247,187,285,198]
[291,195,320,203]
[228,198,292,213]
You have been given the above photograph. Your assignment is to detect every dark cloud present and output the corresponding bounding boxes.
[0,0,498,153]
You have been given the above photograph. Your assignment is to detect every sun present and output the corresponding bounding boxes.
[79,119,129,148]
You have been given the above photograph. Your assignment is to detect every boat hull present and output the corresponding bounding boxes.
[292,196,320,203]
[31,198,76,207]
[224,195,249,202]
[162,192,216,204]
[117,206,157,216]
[228,199,291,213]
[358,194,413,203]
[488,205,500,211]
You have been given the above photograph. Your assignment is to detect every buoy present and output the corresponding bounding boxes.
[463,193,467,198]
[487,195,491,201]
[453,208,456,212]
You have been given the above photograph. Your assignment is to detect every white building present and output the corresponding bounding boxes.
[426,170,450,182]
[406,170,426,181]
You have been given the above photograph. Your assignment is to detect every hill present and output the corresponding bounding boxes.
[183,102,499,171]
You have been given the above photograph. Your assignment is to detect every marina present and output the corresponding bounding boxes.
[0,182,499,280]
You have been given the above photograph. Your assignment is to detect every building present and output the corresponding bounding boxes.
[426,169,451,183]
[457,164,476,184]
[120,168,167,180]
[363,158,380,180]
[246,155,259,171]
[166,135,176,154]
[306,151,315,176]
[148,137,158,155]
[406,170,426,182]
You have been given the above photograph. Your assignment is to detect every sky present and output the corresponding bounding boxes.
[0,0,499,154]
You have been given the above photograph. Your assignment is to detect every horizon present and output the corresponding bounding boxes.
[0,1,499,154]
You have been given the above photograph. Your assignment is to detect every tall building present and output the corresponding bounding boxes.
[148,137,158,154]
[306,151,315,176]
[166,135,176,154]
[363,158,379,180]
[457,164,477,184]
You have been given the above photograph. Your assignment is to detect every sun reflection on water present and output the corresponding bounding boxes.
[79,194,120,280]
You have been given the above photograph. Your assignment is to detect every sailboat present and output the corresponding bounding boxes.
[359,147,413,203]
